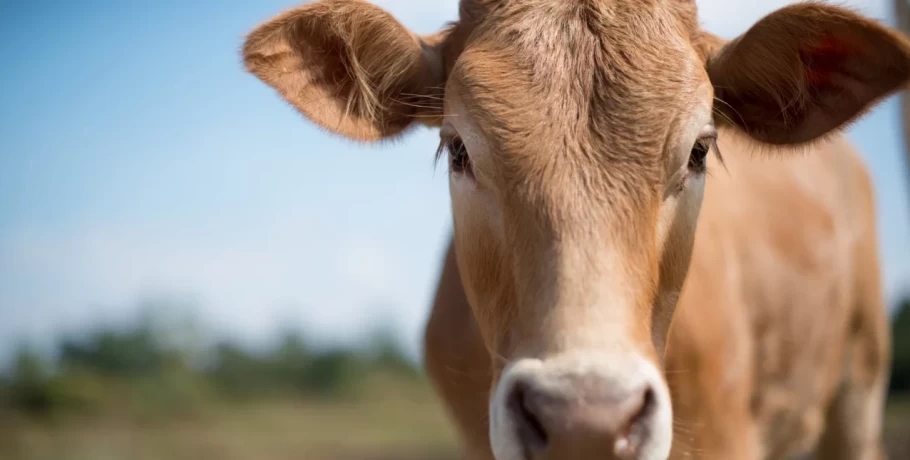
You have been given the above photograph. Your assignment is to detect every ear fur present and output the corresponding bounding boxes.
[707,3,910,146]
[243,0,450,141]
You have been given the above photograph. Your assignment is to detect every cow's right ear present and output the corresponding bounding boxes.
[242,0,450,142]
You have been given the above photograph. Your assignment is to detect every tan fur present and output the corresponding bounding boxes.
[242,1,905,459]
[661,133,891,459]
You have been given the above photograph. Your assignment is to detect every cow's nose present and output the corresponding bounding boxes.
[507,376,656,459]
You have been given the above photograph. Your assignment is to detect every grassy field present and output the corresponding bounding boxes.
[2,385,909,460]
[0,376,459,460]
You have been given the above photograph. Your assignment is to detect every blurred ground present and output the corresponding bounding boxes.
[1,387,909,459]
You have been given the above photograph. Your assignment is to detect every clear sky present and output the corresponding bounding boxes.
[1,0,908,358]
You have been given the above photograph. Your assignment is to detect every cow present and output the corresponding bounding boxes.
[241,1,906,459]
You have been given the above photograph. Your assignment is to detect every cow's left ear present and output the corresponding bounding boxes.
[707,3,910,145]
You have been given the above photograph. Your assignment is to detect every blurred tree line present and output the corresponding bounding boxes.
[0,303,421,421]
[3,295,910,422]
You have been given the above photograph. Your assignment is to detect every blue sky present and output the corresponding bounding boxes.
[0,0,908,358]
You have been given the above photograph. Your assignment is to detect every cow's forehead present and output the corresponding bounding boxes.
[447,0,707,167]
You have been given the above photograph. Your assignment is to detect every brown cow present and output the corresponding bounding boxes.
[242,1,906,459]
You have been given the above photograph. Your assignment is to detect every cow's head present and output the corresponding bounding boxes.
[243,1,910,458]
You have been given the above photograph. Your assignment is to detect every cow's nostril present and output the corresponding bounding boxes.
[509,382,549,454]
[628,386,656,432]
[614,386,656,457]
[637,387,656,424]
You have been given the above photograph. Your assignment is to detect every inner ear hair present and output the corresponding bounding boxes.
[706,4,910,154]
[242,0,454,142]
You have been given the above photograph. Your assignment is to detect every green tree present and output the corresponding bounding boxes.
[891,297,910,394]
[301,348,367,396]
[207,341,272,397]
[58,323,172,377]
[368,328,420,378]
[6,345,55,415]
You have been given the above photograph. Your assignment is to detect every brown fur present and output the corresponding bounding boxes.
[242,1,904,459]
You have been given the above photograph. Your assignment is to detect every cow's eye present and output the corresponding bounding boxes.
[688,139,711,173]
[447,137,471,175]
